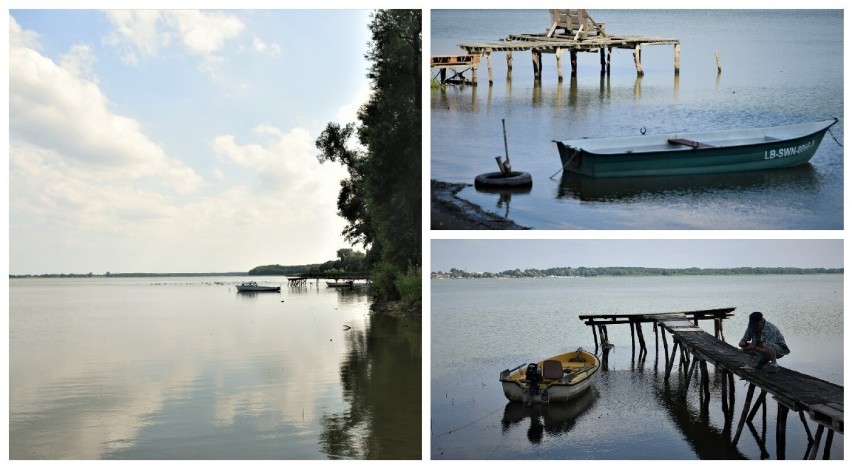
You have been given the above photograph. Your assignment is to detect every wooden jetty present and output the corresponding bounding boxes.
[287,272,370,287]
[580,308,843,460]
[436,9,680,86]
[431,54,480,85]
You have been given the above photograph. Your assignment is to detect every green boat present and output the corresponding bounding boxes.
[554,119,838,178]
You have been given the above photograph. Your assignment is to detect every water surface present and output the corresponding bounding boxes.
[431,275,843,459]
[9,277,421,459]
[431,10,844,229]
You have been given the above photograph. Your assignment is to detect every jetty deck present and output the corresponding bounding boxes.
[580,308,843,459]
[434,9,681,85]
[287,272,370,287]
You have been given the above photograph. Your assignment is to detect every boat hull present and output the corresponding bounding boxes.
[499,349,600,404]
[555,119,836,178]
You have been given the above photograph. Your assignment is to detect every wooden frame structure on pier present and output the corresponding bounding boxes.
[443,9,680,85]
[287,272,369,287]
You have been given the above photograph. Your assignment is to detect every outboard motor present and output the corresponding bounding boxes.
[525,363,542,406]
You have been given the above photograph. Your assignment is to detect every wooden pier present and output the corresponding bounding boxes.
[580,308,843,459]
[287,272,370,287]
[436,10,680,86]
[431,54,480,85]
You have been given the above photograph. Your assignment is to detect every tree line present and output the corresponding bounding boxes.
[315,10,421,310]
[434,266,843,279]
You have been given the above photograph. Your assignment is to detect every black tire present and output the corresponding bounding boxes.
[474,171,533,188]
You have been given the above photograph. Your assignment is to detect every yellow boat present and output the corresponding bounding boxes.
[499,348,600,405]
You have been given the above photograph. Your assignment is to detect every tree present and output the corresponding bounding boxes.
[316,10,421,302]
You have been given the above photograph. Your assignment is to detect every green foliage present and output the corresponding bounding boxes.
[369,261,401,302]
[434,266,843,279]
[309,248,369,274]
[394,266,422,311]
[248,264,319,276]
[315,10,421,306]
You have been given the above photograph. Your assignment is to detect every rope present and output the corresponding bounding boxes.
[432,404,505,439]
[828,126,843,148]
[549,160,572,180]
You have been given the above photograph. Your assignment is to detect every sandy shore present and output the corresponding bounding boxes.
[430,180,529,230]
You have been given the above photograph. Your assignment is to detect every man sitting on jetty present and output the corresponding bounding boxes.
[739,311,790,373]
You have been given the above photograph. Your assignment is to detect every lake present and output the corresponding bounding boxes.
[9,276,421,459]
[430,9,844,229]
[430,275,843,459]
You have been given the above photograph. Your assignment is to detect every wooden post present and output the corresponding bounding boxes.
[809,425,825,460]
[600,48,606,75]
[823,429,834,459]
[715,51,722,74]
[700,360,710,404]
[733,383,757,445]
[629,321,636,354]
[531,50,542,80]
[555,48,564,82]
[606,47,612,75]
[684,356,698,390]
[506,51,513,72]
[636,322,646,354]
[727,372,736,420]
[634,44,644,76]
[486,52,493,85]
[591,322,599,350]
[674,43,681,75]
[653,322,658,356]
[776,402,789,460]
[570,50,578,78]
[721,370,729,416]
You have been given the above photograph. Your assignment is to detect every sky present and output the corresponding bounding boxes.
[431,239,844,272]
[6,8,374,274]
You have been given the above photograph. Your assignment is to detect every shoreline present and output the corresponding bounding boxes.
[430,180,529,230]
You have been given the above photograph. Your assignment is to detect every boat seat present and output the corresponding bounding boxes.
[542,360,564,380]
[667,138,716,149]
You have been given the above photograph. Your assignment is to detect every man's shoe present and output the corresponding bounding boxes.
[767,363,780,373]
[756,355,770,369]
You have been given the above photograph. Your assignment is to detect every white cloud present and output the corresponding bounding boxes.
[9,17,203,194]
[252,36,281,56]
[9,15,40,49]
[336,87,372,124]
[60,44,99,82]
[104,10,245,65]
[213,125,347,196]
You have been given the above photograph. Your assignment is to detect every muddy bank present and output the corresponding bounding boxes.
[430,180,529,230]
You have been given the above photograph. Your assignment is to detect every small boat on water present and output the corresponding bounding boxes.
[500,348,600,405]
[554,119,838,178]
[236,281,280,292]
[326,280,354,288]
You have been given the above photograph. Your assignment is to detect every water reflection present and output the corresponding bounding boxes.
[474,184,533,220]
[319,310,422,459]
[9,278,418,459]
[500,387,599,444]
[557,164,821,202]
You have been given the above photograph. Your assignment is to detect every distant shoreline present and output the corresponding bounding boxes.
[9,272,250,279]
[432,267,843,279]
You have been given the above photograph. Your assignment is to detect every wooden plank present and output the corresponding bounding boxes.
[809,404,844,433]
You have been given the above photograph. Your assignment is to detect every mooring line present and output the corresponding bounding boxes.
[432,404,505,439]
[828,126,843,148]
